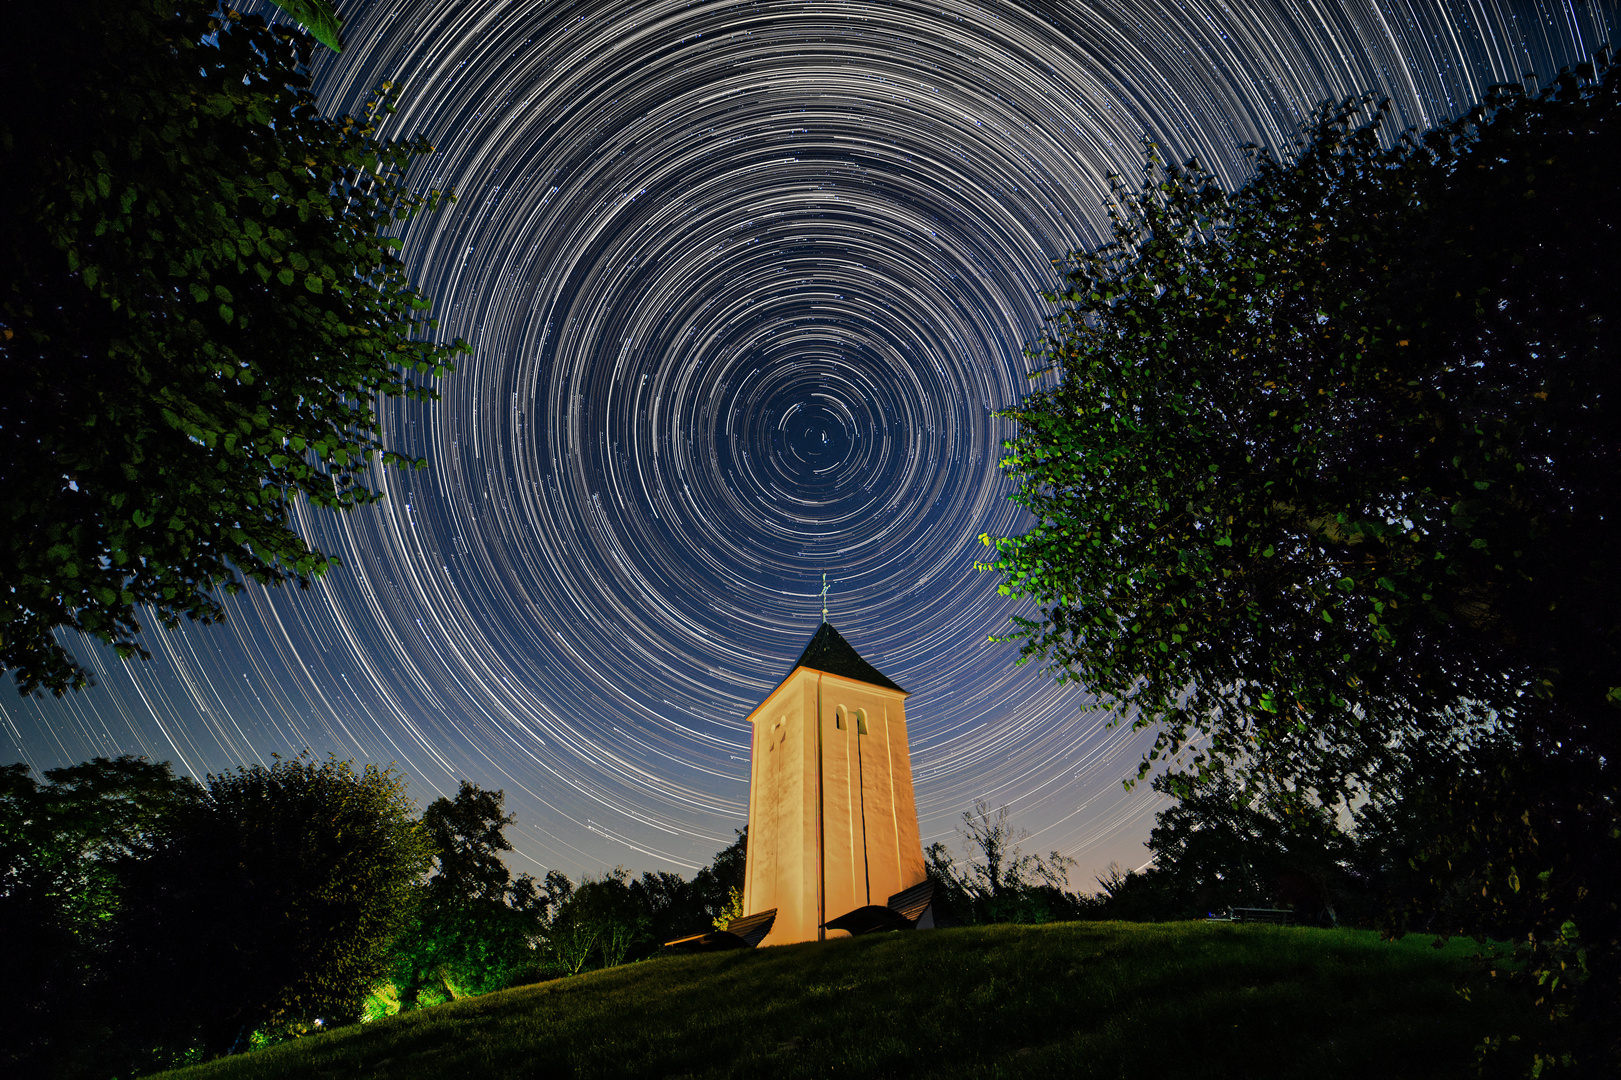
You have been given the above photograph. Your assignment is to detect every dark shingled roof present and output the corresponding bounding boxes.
[788,622,906,693]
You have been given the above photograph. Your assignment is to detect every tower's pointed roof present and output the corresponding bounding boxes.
[787,623,907,693]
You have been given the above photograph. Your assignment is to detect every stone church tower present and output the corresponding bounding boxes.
[741,623,929,946]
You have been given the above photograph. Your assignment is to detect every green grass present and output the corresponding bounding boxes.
[156,922,1540,1080]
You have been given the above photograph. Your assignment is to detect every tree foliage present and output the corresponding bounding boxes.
[687,826,748,929]
[712,886,745,931]
[109,755,430,1058]
[389,782,548,1007]
[266,0,344,52]
[1141,772,1355,922]
[583,870,654,968]
[0,757,202,1077]
[420,780,523,906]
[0,755,203,933]
[984,56,1620,1068]
[0,0,465,695]
[3,758,758,1067]
[986,64,1618,799]
[625,828,747,940]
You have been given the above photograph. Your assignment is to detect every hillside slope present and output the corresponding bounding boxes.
[158,922,1539,1080]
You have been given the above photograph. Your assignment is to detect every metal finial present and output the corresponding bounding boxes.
[821,573,829,623]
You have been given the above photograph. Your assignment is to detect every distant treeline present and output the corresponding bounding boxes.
[931,754,1583,940]
[0,755,744,1079]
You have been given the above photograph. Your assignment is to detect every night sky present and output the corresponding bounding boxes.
[3,0,1613,886]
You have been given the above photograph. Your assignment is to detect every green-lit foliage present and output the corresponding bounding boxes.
[711,886,744,931]
[0,0,467,696]
[108,755,431,1061]
[360,983,403,1024]
[984,56,1620,1069]
[389,783,552,1006]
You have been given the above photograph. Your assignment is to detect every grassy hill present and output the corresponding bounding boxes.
[156,921,1541,1080]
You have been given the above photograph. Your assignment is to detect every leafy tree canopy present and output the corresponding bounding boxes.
[690,826,747,919]
[571,869,654,969]
[1,755,203,927]
[0,0,465,695]
[984,58,1619,804]
[420,780,520,907]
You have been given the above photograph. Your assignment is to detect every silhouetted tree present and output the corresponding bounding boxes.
[629,869,709,944]
[629,828,748,947]
[692,827,748,920]
[0,756,202,1078]
[107,756,430,1061]
[1075,863,1180,922]
[926,802,1078,925]
[1143,773,1357,923]
[544,868,652,972]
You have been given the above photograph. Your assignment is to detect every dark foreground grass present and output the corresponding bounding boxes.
[156,922,1540,1080]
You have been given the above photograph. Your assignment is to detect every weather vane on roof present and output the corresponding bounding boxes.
[821,573,829,624]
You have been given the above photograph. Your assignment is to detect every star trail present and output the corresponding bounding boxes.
[3,0,1613,884]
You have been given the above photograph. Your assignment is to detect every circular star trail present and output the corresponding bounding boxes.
[4,0,1613,882]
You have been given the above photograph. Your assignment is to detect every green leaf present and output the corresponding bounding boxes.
[266,0,346,51]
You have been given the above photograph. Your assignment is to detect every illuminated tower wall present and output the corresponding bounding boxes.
[742,623,926,946]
